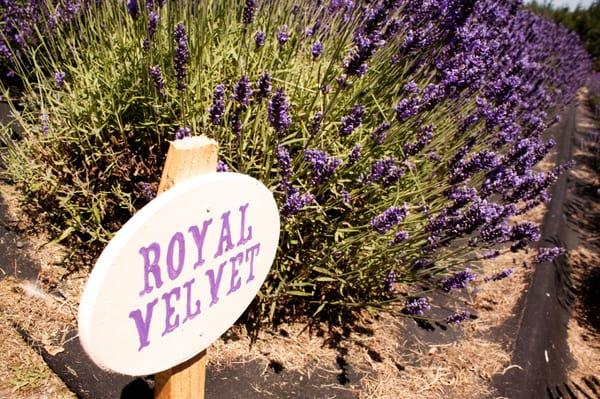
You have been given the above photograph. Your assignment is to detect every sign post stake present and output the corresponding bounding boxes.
[154,135,218,399]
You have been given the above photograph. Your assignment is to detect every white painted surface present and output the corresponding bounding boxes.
[78,173,280,376]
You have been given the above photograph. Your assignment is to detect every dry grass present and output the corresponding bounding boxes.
[0,310,74,399]
[563,88,600,382]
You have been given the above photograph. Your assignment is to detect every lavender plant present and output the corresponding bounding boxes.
[0,0,592,324]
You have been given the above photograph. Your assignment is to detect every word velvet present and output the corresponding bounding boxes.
[128,202,261,350]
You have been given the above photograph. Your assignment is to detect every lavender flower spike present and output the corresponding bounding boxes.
[232,75,253,107]
[371,205,408,234]
[403,297,431,316]
[242,0,256,25]
[268,88,292,136]
[255,31,266,47]
[347,144,361,166]
[256,72,272,101]
[276,145,292,183]
[311,41,323,59]
[281,188,314,217]
[383,271,396,293]
[217,160,229,172]
[174,23,190,91]
[484,269,513,282]
[441,269,476,292]
[535,247,565,263]
[54,71,66,89]
[304,149,342,185]
[277,25,290,46]
[175,127,191,140]
[339,105,365,136]
[149,66,166,100]
[310,111,323,136]
[445,310,470,325]
[148,11,158,39]
[127,0,139,20]
[208,84,226,125]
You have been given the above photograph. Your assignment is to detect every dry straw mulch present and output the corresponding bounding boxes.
[564,89,600,383]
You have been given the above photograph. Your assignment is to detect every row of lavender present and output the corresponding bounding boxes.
[0,0,591,323]
[586,74,600,176]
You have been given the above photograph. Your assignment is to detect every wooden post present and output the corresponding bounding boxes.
[154,135,218,399]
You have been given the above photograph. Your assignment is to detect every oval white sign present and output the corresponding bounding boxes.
[78,172,280,376]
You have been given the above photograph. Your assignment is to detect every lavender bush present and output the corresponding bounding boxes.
[0,0,591,323]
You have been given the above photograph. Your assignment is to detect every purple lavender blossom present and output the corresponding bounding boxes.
[347,144,362,166]
[208,84,226,125]
[149,66,166,99]
[403,297,431,316]
[371,205,408,234]
[441,269,476,292]
[344,31,385,77]
[383,271,396,292]
[394,98,420,122]
[139,182,154,200]
[484,269,513,282]
[175,126,191,140]
[535,247,565,263]
[277,25,290,46]
[281,187,314,217]
[450,151,500,184]
[230,108,243,137]
[254,31,266,47]
[174,23,190,91]
[40,113,49,136]
[367,157,405,187]
[311,41,323,59]
[341,188,351,205]
[391,230,409,244]
[256,72,272,102]
[445,310,470,325]
[477,221,510,245]
[54,71,66,89]
[310,112,324,136]
[276,145,292,183]
[481,250,501,260]
[509,222,541,251]
[217,160,229,172]
[371,121,391,145]
[268,88,292,136]
[428,151,441,161]
[304,149,342,185]
[242,0,256,25]
[148,11,158,39]
[232,75,253,107]
[127,0,139,19]
[339,105,364,136]
[404,81,419,94]
[403,125,434,156]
